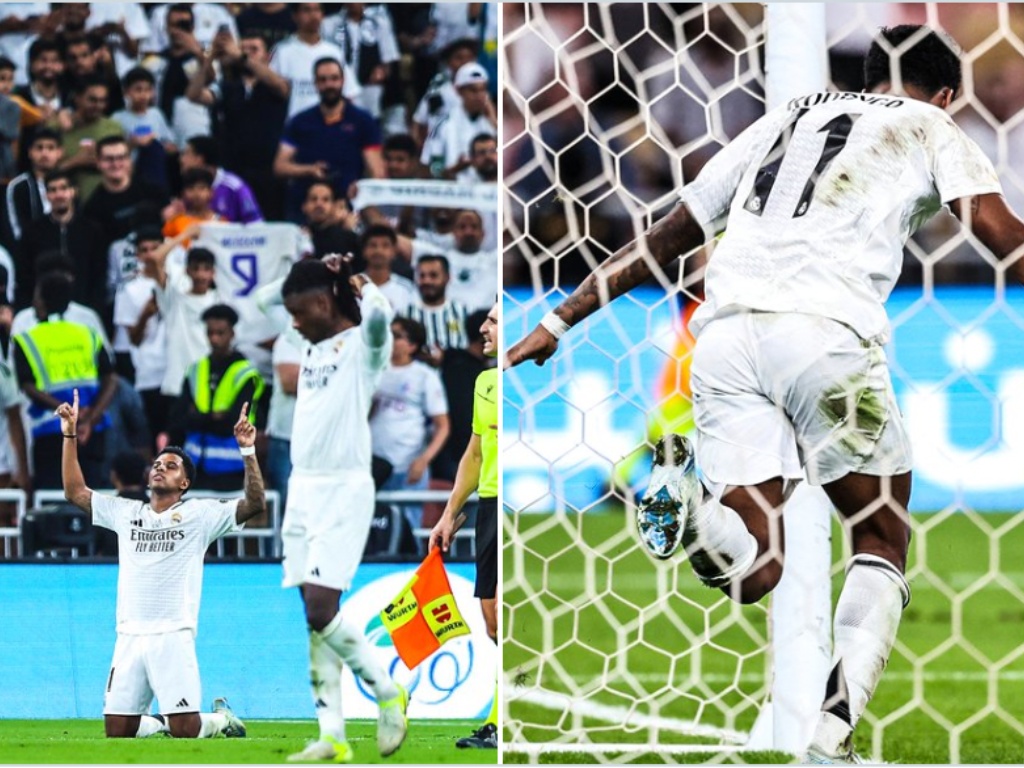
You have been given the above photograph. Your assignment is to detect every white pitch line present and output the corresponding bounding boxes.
[509,743,744,757]
[510,688,748,743]
[537,670,1024,685]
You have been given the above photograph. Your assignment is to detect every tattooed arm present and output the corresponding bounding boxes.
[232,402,267,524]
[950,193,1024,284]
[505,203,708,368]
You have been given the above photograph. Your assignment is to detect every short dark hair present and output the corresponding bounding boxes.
[863,25,962,96]
[417,254,450,274]
[122,65,155,89]
[74,76,108,99]
[313,56,343,78]
[181,167,214,189]
[201,303,239,326]
[392,316,426,355]
[35,252,76,278]
[282,259,361,325]
[306,180,335,199]
[466,309,489,346]
[186,135,218,167]
[158,446,196,489]
[97,135,128,155]
[43,169,74,190]
[166,3,195,24]
[470,133,496,153]
[440,37,478,63]
[0,57,15,74]
[38,272,73,315]
[134,224,164,245]
[186,247,216,268]
[360,224,397,249]
[111,451,148,487]
[28,37,60,65]
[62,33,96,57]
[383,133,418,156]
[29,126,62,148]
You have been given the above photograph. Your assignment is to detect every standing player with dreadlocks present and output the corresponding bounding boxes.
[260,255,408,763]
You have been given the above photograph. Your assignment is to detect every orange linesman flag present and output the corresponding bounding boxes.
[380,548,471,669]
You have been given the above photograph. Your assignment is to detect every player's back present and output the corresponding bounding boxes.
[684,91,1001,342]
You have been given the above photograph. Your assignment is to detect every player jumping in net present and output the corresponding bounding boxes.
[259,255,408,763]
[58,390,262,739]
[507,25,1024,764]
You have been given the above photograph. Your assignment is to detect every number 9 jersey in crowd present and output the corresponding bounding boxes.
[681,91,1003,344]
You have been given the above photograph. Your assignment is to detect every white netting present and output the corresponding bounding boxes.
[502,3,1024,763]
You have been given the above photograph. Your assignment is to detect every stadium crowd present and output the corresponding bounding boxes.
[0,1,499,559]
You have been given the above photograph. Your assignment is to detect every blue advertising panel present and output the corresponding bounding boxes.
[504,286,1024,513]
[0,562,493,720]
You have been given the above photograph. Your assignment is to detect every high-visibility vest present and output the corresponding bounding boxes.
[13,319,109,438]
[183,356,264,476]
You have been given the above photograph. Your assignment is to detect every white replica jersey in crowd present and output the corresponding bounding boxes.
[682,91,1003,343]
[289,282,394,474]
[194,221,306,373]
[91,494,242,635]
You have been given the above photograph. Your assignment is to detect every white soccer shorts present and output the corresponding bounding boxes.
[281,470,376,591]
[690,309,913,497]
[103,630,202,716]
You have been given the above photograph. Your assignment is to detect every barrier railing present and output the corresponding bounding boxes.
[0,488,478,559]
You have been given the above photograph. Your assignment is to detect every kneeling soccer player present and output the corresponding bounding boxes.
[58,390,265,738]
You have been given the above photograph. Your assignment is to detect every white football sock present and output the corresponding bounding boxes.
[135,715,168,738]
[318,612,399,702]
[684,495,758,588]
[309,628,346,742]
[812,554,909,753]
[198,712,228,738]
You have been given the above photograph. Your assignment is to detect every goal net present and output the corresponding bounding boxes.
[501,3,1024,763]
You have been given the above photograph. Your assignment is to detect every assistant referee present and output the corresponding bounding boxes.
[428,301,498,750]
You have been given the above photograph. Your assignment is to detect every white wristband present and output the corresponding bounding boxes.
[239,445,256,457]
[540,311,571,340]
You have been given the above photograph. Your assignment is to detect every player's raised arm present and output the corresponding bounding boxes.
[950,193,1024,284]
[349,267,394,369]
[57,389,92,513]
[233,402,267,524]
[505,203,708,369]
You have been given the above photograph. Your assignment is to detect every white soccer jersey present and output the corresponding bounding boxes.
[270,36,361,118]
[370,360,448,472]
[91,494,242,635]
[682,91,1003,343]
[289,283,394,474]
[194,221,304,376]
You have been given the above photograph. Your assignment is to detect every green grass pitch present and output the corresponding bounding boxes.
[0,719,496,764]
[503,511,1024,764]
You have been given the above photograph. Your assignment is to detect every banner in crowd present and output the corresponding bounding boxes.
[352,179,498,212]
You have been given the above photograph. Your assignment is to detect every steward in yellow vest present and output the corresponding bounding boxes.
[168,304,264,491]
[12,273,116,489]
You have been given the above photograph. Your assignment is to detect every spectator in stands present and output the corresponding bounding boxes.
[458,133,498,251]
[112,66,176,191]
[13,37,66,114]
[103,376,151,479]
[112,226,168,442]
[144,2,238,58]
[322,4,399,122]
[163,168,221,240]
[266,331,301,513]
[370,316,449,541]
[235,3,295,52]
[180,135,263,224]
[150,4,211,148]
[143,227,224,409]
[9,252,111,351]
[110,450,148,500]
[398,208,497,311]
[371,132,430,237]
[0,57,22,181]
[362,224,416,311]
[19,169,106,313]
[422,62,496,180]
[61,32,125,114]
[407,254,469,356]
[168,303,264,492]
[274,57,383,223]
[0,358,29,525]
[59,77,123,203]
[269,3,358,120]
[82,135,170,304]
[84,3,150,79]
[6,126,62,246]
[411,37,478,148]
[185,30,288,220]
[0,6,51,87]
[13,271,116,489]
[302,181,360,263]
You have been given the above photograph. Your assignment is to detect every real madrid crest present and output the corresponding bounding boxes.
[171,512,182,524]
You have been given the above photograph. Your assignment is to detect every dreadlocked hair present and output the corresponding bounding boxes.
[282,258,362,325]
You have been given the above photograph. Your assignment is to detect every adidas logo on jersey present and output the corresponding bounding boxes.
[177,698,189,708]
[130,519,143,528]
[310,567,321,577]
